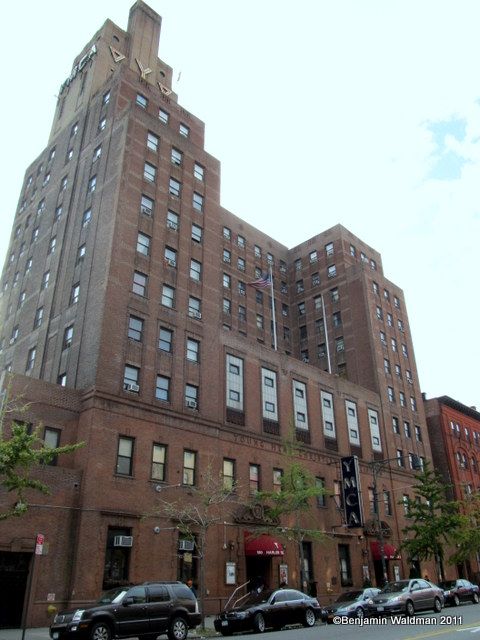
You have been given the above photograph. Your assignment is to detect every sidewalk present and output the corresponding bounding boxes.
[0,619,218,640]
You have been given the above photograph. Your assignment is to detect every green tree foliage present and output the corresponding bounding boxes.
[448,492,480,567]
[400,461,462,581]
[0,391,83,520]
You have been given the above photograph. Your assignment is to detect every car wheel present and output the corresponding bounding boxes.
[167,617,188,640]
[303,608,316,627]
[355,608,365,621]
[253,612,266,633]
[405,600,415,616]
[453,594,460,607]
[433,597,442,613]
[90,622,112,640]
[473,593,479,604]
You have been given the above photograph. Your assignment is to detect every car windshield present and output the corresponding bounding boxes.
[336,591,363,603]
[382,581,410,594]
[439,581,456,589]
[96,588,129,604]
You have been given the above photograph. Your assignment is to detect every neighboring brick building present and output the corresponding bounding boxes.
[0,1,435,627]
[424,395,480,581]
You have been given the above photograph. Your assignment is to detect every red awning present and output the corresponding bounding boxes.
[370,541,399,561]
[244,532,284,556]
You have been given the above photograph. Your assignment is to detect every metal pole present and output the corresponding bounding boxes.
[372,463,388,585]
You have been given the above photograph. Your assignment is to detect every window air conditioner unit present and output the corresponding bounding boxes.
[190,310,202,319]
[9,338,16,345]
[167,220,178,230]
[114,535,133,547]
[302,357,309,363]
[178,539,194,551]
[165,258,176,267]
[141,206,152,215]
[186,400,197,409]
[125,383,140,392]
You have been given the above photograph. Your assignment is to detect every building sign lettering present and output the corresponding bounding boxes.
[59,45,97,95]
[341,455,364,528]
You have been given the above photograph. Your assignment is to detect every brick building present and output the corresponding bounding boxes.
[424,395,480,581]
[0,1,435,627]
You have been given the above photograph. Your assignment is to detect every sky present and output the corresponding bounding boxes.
[1,1,479,408]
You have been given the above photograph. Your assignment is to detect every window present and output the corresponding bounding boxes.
[188,296,201,319]
[327,264,337,278]
[152,444,166,481]
[80,208,92,229]
[406,369,413,384]
[255,291,263,304]
[223,298,231,315]
[395,364,402,378]
[124,365,139,391]
[237,235,246,248]
[397,319,404,332]
[402,343,408,358]
[402,494,410,516]
[391,416,400,435]
[237,257,246,272]
[48,146,56,161]
[168,177,181,197]
[87,175,97,193]
[380,331,387,346]
[335,336,345,352]
[147,132,159,152]
[171,147,182,165]
[223,273,231,289]
[399,391,406,407]
[394,296,400,309]
[273,468,283,493]
[410,396,417,411]
[223,227,231,240]
[415,425,422,442]
[44,427,61,466]
[267,253,274,265]
[63,325,74,349]
[43,172,51,185]
[186,338,200,362]
[161,285,175,308]
[185,384,198,409]
[179,123,190,137]
[191,224,202,243]
[190,259,202,281]
[376,306,383,320]
[330,287,339,303]
[93,145,102,162]
[70,122,78,137]
[256,314,264,330]
[192,192,203,212]
[33,307,43,329]
[339,544,352,587]
[383,490,392,516]
[282,304,289,317]
[159,108,169,124]
[144,162,156,183]
[132,271,147,296]
[98,117,106,132]
[48,236,56,255]
[76,244,86,265]
[312,272,320,286]
[223,249,231,264]
[164,247,177,268]
[296,280,304,293]
[226,354,244,410]
[41,271,50,290]
[194,163,204,181]
[167,210,179,230]
[116,437,134,475]
[31,227,39,243]
[309,250,318,263]
[159,327,173,352]
[293,381,309,430]
[332,311,342,327]
[397,449,405,468]
[387,313,393,326]
[26,347,36,372]
[316,478,326,507]
[183,450,196,486]
[137,232,151,256]
[128,316,143,342]
[294,258,301,271]
[325,242,334,256]
[141,194,154,216]
[18,290,26,308]
[404,421,411,438]
[391,337,397,352]
[249,464,260,494]
[238,305,246,322]
[373,281,379,295]
[384,358,391,374]
[387,386,395,402]
[136,93,148,108]
[223,459,235,491]
[280,282,288,294]
[298,302,305,315]
[155,375,170,402]
[60,176,68,192]
[238,281,246,296]
[368,487,377,514]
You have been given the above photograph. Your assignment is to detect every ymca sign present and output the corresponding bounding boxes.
[341,456,364,528]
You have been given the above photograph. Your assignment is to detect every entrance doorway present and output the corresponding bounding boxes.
[0,551,31,628]
[245,556,272,590]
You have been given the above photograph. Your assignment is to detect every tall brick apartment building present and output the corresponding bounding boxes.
[424,395,480,581]
[0,1,435,627]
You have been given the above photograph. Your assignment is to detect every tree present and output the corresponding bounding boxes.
[152,464,237,631]
[252,431,328,592]
[400,461,462,581]
[0,389,83,520]
[448,492,480,568]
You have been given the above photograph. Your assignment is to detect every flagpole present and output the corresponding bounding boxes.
[321,294,331,373]
[269,264,278,351]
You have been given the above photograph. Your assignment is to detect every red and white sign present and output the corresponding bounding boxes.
[35,533,45,555]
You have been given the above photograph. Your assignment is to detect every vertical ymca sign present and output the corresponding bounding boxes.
[341,456,364,528]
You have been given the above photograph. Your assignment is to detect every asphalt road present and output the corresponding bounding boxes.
[243,602,480,640]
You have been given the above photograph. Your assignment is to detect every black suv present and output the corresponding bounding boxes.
[49,582,201,640]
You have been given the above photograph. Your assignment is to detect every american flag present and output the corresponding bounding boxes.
[247,272,272,289]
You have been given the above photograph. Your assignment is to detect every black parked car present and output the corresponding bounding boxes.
[321,588,381,622]
[214,588,322,635]
[438,579,480,606]
[49,582,201,640]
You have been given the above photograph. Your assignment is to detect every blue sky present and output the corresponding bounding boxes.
[1,0,479,408]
